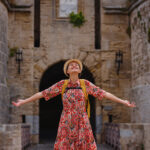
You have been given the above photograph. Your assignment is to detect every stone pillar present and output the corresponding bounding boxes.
[130,0,150,123]
[0,2,10,124]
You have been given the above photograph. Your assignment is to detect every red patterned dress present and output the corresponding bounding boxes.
[42,79,106,150]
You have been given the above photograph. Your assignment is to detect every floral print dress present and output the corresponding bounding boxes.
[42,79,106,150]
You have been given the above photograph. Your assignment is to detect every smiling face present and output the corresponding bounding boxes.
[66,61,81,76]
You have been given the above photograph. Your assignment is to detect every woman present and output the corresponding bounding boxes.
[12,59,136,150]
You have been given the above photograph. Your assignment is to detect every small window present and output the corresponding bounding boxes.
[108,114,113,123]
[59,0,78,18]
[34,0,40,47]
[94,0,101,49]
[22,115,26,123]
[55,0,83,20]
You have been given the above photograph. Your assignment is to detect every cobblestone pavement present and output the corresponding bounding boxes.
[27,142,113,150]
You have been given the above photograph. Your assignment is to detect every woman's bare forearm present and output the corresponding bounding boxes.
[22,92,43,105]
[104,92,127,105]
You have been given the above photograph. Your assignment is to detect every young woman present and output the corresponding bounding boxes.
[12,59,136,150]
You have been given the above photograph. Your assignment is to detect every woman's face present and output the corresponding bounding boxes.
[66,61,81,76]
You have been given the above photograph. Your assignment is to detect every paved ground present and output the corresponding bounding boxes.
[27,142,113,150]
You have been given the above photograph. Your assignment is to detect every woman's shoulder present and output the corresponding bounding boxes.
[55,79,66,85]
[57,79,70,85]
[80,79,91,86]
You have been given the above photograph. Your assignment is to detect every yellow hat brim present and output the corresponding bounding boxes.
[63,59,83,77]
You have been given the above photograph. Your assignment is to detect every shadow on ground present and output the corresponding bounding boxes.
[26,141,113,150]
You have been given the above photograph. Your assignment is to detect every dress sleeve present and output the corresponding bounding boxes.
[84,79,106,101]
[41,79,65,101]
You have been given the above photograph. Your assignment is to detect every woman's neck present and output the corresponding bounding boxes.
[69,74,79,83]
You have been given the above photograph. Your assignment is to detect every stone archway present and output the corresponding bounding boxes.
[39,60,96,143]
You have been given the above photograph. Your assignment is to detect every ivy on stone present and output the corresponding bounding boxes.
[69,11,86,28]
[137,11,142,20]
[148,28,150,43]
[126,25,131,38]
[9,47,18,57]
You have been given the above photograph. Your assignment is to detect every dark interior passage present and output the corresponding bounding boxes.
[39,60,96,143]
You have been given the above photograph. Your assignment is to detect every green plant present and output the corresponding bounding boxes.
[9,47,18,57]
[132,24,134,30]
[137,11,142,20]
[141,143,144,150]
[126,25,131,38]
[144,22,146,33]
[148,28,150,43]
[69,11,86,28]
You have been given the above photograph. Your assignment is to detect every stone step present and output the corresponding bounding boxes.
[26,143,113,150]
[98,144,114,150]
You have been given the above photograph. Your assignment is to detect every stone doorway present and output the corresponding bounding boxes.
[39,60,96,143]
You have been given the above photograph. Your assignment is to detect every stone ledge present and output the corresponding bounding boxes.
[80,49,117,53]
[1,0,32,12]
[119,123,150,150]
[0,124,31,150]
[103,0,146,15]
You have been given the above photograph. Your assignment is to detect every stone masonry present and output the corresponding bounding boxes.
[0,1,10,124]
[119,123,150,150]
[6,0,132,144]
[0,124,22,150]
[0,0,149,148]
[130,0,150,123]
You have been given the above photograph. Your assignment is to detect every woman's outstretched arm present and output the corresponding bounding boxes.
[12,79,65,107]
[12,92,43,107]
[103,92,136,107]
[84,79,136,108]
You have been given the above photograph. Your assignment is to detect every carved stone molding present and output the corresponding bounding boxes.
[1,0,32,12]
[103,0,146,15]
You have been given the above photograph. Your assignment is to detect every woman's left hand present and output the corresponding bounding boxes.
[123,100,136,107]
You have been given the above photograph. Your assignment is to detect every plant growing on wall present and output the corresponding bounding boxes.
[9,47,18,57]
[137,11,142,20]
[143,22,146,33]
[69,11,86,28]
[148,28,150,43]
[132,24,134,30]
[126,25,131,38]
[141,143,144,150]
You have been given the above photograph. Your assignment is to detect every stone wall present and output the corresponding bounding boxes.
[102,0,128,8]
[8,9,34,122]
[0,124,22,150]
[119,123,150,150]
[0,2,10,124]
[33,0,131,143]
[99,0,132,142]
[130,0,150,123]
[6,0,132,144]
[6,0,37,142]
[1,0,149,146]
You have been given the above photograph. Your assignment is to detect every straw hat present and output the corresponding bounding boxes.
[63,59,83,77]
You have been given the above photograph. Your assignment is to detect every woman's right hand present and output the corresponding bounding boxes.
[12,99,25,107]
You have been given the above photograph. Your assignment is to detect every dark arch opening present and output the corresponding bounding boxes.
[39,60,96,143]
